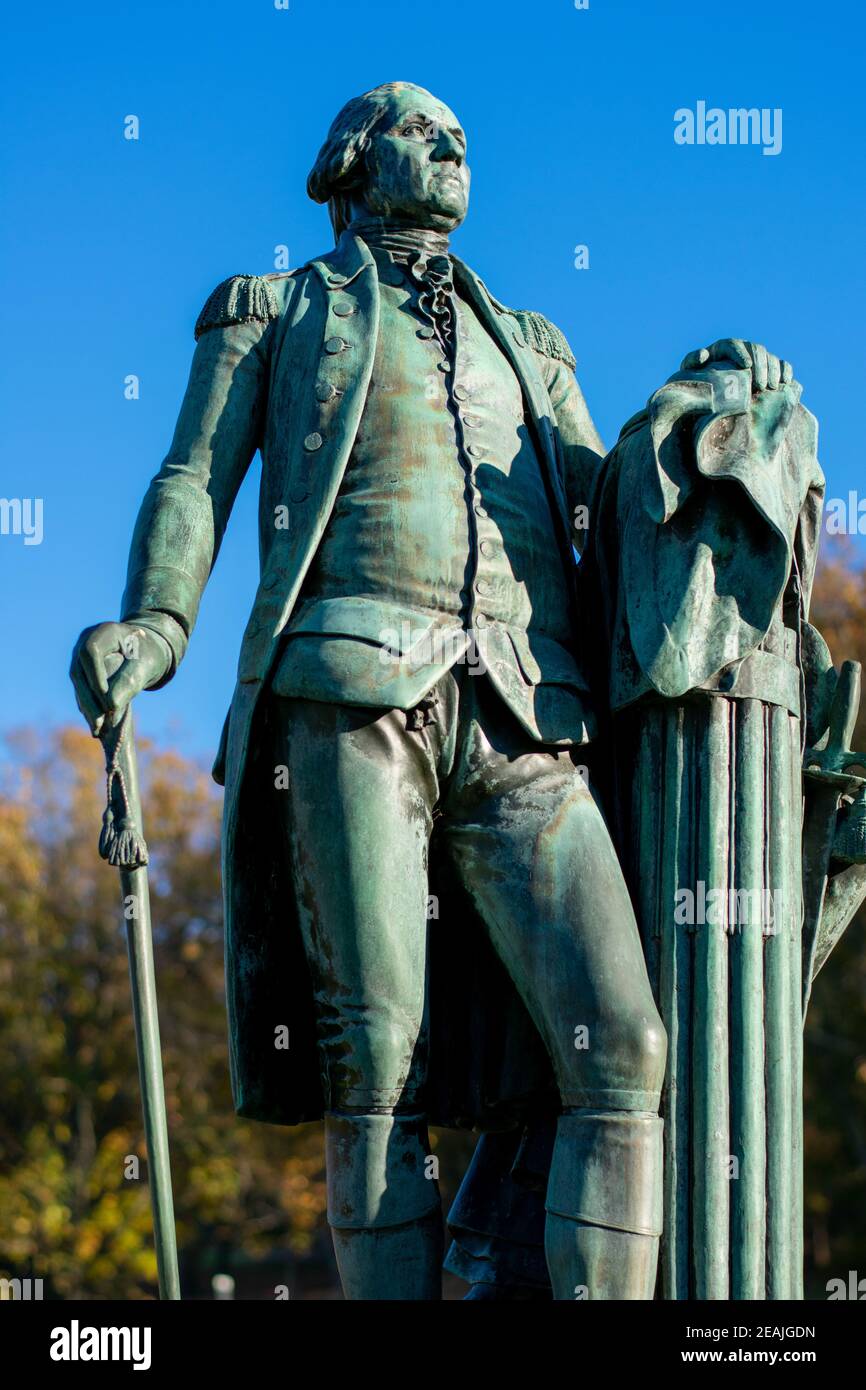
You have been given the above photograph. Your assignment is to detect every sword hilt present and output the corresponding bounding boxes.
[805,660,866,778]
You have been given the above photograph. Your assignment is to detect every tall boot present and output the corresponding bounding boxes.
[325,1110,443,1300]
[544,1109,663,1300]
[331,1210,444,1300]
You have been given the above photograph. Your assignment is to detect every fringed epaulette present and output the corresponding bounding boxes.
[512,309,576,372]
[194,274,281,341]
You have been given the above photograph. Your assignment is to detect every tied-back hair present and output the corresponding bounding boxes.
[307,82,434,238]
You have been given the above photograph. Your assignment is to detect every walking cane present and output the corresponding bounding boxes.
[98,702,181,1300]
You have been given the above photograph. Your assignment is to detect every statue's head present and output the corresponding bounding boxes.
[308,82,470,238]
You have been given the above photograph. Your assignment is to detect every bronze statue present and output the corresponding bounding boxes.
[71,81,866,1300]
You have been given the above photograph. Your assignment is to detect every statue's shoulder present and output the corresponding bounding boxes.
[481,282,577,372]
[511,308,576,372]
[194,269,303,341]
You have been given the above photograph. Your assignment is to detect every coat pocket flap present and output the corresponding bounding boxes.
[507,629,590,691]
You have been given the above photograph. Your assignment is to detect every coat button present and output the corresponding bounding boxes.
[467,444,484,457]
[479,540,494,556]
[417,325,435,339]
[437,359,451,372]
[315,382,337,402]
[462,414,480,428]
[328,272,347,285]
[333,301,355,317]
[304,432,323,451]
[325,336,348,354]
[453,385,471,401]
[476,579,491,596]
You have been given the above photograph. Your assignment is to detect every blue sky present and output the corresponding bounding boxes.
[2,0,864,761]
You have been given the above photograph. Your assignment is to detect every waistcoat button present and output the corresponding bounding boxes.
[304,432,323,451]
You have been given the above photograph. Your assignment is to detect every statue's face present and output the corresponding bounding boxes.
[360,88,470,230]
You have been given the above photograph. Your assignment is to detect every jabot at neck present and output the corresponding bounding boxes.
[346,215,451,262]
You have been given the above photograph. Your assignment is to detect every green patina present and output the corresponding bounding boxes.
[71,80,865,1303]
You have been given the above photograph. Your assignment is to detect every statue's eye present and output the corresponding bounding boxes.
[402,122,431,139]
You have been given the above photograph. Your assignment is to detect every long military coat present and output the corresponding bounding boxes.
[122,230,606,1126]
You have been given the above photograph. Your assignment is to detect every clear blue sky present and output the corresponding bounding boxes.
[2,0,864,761]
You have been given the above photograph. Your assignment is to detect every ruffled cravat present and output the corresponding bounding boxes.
[348,216,455,346]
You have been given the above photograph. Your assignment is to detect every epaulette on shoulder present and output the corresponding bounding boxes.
[511,309,576,372]
[194,274,281,341]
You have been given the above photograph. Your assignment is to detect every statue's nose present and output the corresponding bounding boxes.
[431,130,464,166]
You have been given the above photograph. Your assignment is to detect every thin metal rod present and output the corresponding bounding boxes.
[114,716,181,1301]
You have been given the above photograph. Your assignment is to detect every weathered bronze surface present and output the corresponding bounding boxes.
[71,81,863,1300]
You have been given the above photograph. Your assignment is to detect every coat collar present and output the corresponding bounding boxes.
[308,232,375,289]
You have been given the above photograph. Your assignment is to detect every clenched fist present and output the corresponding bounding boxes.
[70,621,171,737]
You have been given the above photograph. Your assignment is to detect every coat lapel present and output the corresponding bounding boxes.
[451,257,570,523]
[237,233,379,683]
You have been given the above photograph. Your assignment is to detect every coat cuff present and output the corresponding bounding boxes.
[119,606,189,687]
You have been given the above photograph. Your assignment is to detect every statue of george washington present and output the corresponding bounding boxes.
[73,82,861,1301]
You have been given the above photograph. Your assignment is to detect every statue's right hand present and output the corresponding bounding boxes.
[70,621,171,738]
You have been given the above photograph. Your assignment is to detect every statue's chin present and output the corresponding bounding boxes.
[411,200,467,231]
[353,193,466,233]
[426,211,465,231]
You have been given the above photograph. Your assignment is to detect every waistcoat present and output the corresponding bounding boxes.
[272,253,590,744]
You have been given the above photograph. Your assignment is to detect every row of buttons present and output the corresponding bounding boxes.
[308,284,356,447]
[316,282,447,450]
[448,345,495,628]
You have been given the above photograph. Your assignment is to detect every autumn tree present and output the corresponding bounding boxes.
[0,727,327,1299]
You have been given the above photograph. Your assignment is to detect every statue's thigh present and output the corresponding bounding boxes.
[274,696,435,1109]
[444,761,665,1107]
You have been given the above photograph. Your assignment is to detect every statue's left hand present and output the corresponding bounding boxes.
[680,339,794,392]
